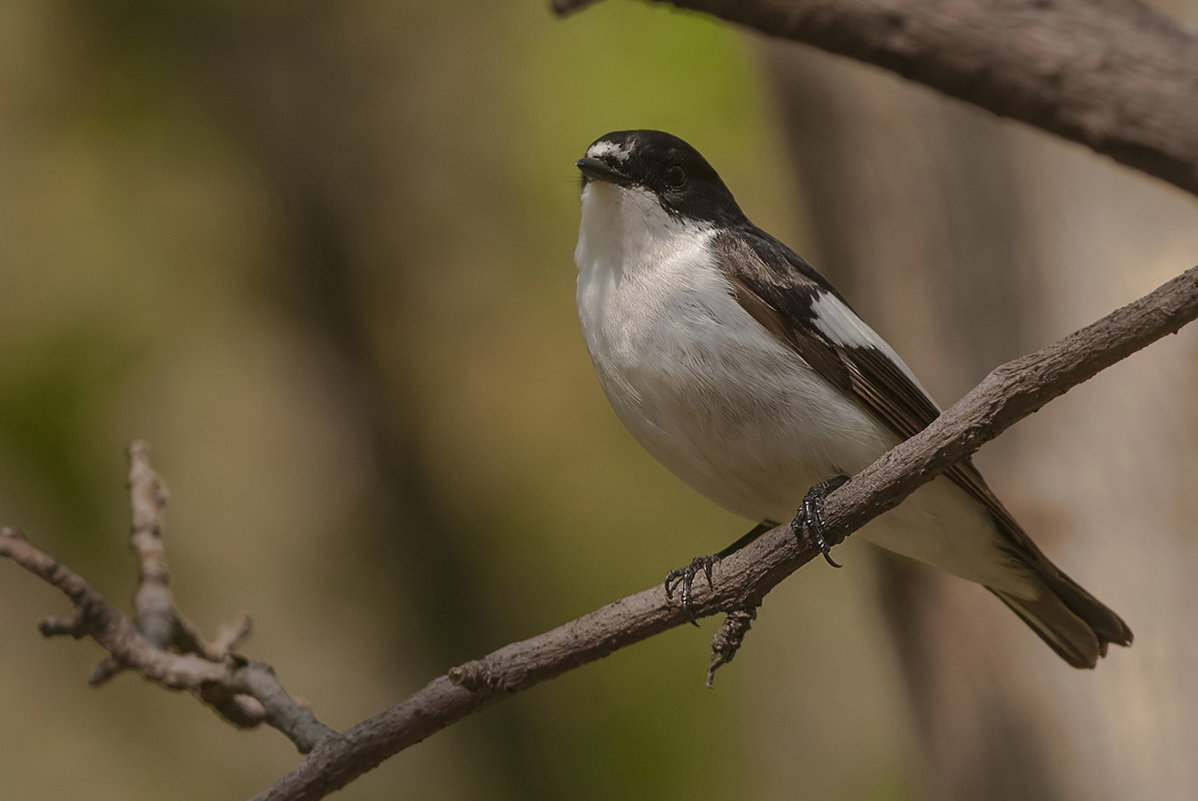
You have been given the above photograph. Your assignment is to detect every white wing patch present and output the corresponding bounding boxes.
[807,291,938,407]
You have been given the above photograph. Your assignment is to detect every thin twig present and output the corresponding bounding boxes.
[707,607,758,688]
[0,443,338,753]
[0,525,336,752]
[128,439,174,649]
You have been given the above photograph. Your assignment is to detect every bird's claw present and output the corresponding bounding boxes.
[664,555,719,625]
[790,475,850,568]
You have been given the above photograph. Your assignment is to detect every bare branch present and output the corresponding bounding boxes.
[253,265,1197,800]
[553,0,1198,197]
[0,444,338,754]
[128,439,174,649]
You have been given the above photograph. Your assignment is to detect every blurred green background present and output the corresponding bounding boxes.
[2,2,1196,800]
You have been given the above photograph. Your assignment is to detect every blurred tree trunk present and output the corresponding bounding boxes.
[763,42,1198,801]
[74,5,564,798]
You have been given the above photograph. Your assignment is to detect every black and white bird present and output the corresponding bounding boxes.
[572,129,1132,668]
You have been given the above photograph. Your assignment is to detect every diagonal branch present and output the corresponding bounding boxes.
[2,262,1192,794]
[553,0,1198,198]
[252,264,1198,801]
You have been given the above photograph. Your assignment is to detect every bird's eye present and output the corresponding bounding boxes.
[663,165,687,189]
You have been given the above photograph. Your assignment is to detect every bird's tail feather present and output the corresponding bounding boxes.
[989,567,1133,669]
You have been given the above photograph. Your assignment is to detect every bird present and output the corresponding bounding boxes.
[571,129,1132,668]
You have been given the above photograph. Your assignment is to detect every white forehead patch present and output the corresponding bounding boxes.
[587,140,631,162]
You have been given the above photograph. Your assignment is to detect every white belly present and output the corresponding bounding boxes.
[575,210,889,522]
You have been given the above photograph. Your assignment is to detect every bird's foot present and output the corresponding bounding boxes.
[790,475,850,568]
[664,555,719,626]
[663,522,773,625]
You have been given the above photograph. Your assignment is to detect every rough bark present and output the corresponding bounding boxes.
[554,0,1198,198]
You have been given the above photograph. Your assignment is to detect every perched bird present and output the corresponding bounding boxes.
[572,129,1132,668]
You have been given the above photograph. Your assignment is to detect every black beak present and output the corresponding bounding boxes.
[576,157,631,186]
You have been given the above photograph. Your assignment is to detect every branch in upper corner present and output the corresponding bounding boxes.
[254,264,1198,801]
[0,443,337,754]
[553,0,1198,198]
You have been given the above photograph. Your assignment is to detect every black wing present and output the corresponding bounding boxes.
[711,227,1024,536]
[714,228,1133,663]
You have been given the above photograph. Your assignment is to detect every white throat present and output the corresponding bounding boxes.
[573,182,724,389]
[574,182,710,281]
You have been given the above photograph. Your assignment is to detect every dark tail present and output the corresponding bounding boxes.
[990,566,1133,669]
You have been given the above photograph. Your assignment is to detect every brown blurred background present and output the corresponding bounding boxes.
[1,2,1195,800]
